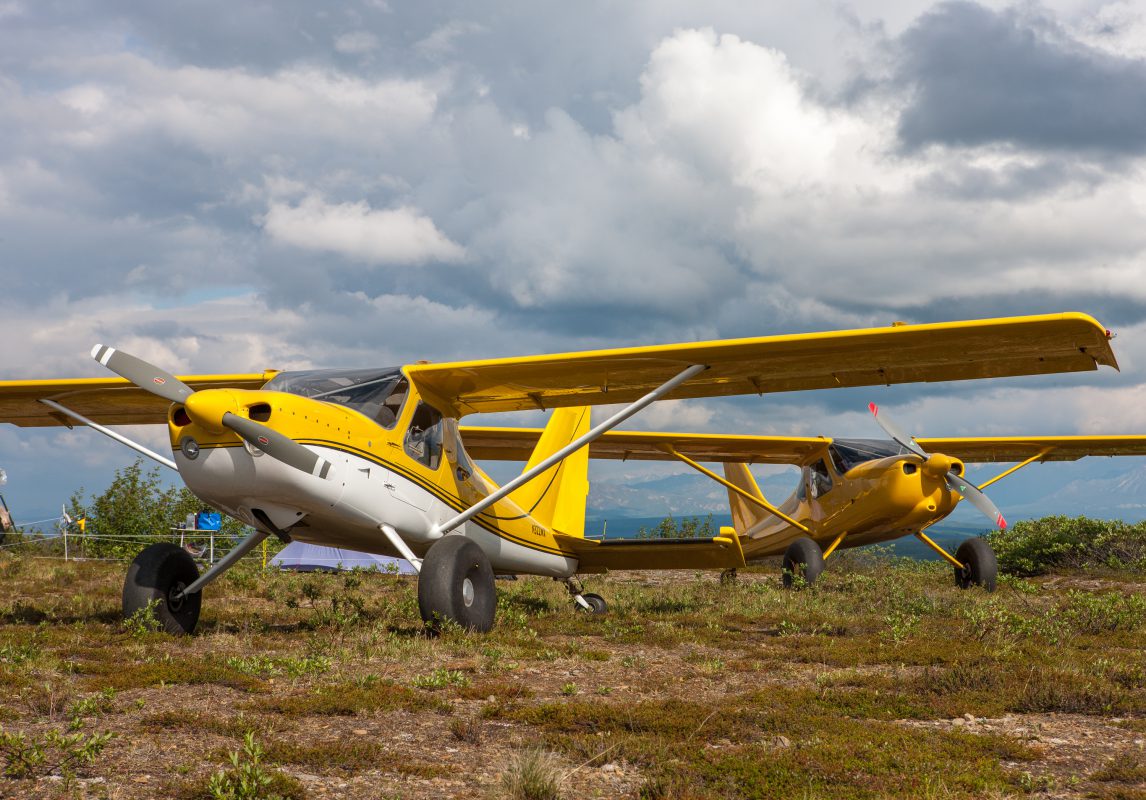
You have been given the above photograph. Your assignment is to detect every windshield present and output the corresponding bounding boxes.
[828,438,910,473]
[263,368,407,428]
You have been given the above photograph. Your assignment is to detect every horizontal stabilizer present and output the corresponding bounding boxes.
[556,532,745,573]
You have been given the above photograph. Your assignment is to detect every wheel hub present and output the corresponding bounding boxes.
[461,577,474,608]
[168,581,186,612]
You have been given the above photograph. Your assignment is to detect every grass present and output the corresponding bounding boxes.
[0,552,1141,798]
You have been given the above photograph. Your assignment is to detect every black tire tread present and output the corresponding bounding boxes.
[417,536,496,632]
[782,537,824,589]
[954,537,997,592]
[122,542,201,635]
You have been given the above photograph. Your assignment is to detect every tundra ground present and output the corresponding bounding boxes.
[0,550,1142,799]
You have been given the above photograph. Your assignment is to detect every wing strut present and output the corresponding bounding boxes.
[433,363,708,536]
[662,447,810,533]
[977,448,1054,490]
[914,529,964,569]
[38,399,178,471]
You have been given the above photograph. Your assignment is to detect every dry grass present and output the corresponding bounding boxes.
[0,552,1141,798]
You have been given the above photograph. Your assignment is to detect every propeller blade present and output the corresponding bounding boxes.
[221,413,334,480]
[91,344,194,405]
[867,402,927,457]
[945,473,1007,530]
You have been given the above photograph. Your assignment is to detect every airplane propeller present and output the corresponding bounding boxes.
[868,402,1006,530]
[92,344,333,480]
[92,345,194,405]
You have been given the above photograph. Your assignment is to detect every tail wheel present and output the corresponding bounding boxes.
[579,593,608,615]
[782,536,824,589]
[418,536,496,632]
[123,543,202,635]
[953,537,997,592]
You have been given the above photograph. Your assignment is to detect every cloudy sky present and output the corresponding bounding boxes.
[3,0,1146,523]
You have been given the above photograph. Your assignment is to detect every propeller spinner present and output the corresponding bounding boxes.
[92,344,334,480]
[868,402,1006,530]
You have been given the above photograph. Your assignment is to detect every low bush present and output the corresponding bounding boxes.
[987,515,1146,576]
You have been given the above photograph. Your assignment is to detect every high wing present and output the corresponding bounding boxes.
[462,427,827,464]
[408,313,1116,416]
[0,374,278,427]
[915,436,1146,463]
[463,427,1146,467]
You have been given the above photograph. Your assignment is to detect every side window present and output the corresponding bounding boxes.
[809,459,833,499]
[404,402,444,470]
[374,378,408,429]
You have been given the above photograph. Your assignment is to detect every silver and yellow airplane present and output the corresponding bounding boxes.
[463,406,1146,592]
[0,313,1119,633]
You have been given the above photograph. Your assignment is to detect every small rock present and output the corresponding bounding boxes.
[601,763,618,773]
[952,718,965,727]
[774,735,791,748]
[963,713,976,723]
[352,729,368,736]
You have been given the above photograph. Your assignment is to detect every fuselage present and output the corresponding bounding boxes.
[739,438,966,560]
[166,367,578,578]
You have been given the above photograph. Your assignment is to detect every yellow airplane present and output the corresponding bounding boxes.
[0,313,1119,633]
[462,409,1146,592]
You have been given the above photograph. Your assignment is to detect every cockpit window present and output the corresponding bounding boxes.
[829,438,911,474]
[263,368,407,429]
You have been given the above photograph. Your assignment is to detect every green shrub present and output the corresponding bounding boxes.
[987,515,1146,576]
[67,459,260,561]
[636,514,714,540]
[206,732,302,800]
[0,727,113,779]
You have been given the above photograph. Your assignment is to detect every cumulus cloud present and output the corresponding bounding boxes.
[5,1,1146,519]
[262,196,464,266]
[615,29,845,190]
[334,31,380,55]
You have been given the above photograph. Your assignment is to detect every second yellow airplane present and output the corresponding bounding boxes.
[464,406,1146,593]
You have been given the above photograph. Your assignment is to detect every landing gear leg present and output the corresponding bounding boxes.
[563,577,607,614]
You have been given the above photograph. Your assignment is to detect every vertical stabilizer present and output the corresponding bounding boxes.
[723,463,768,532]
[508,407,591,537]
